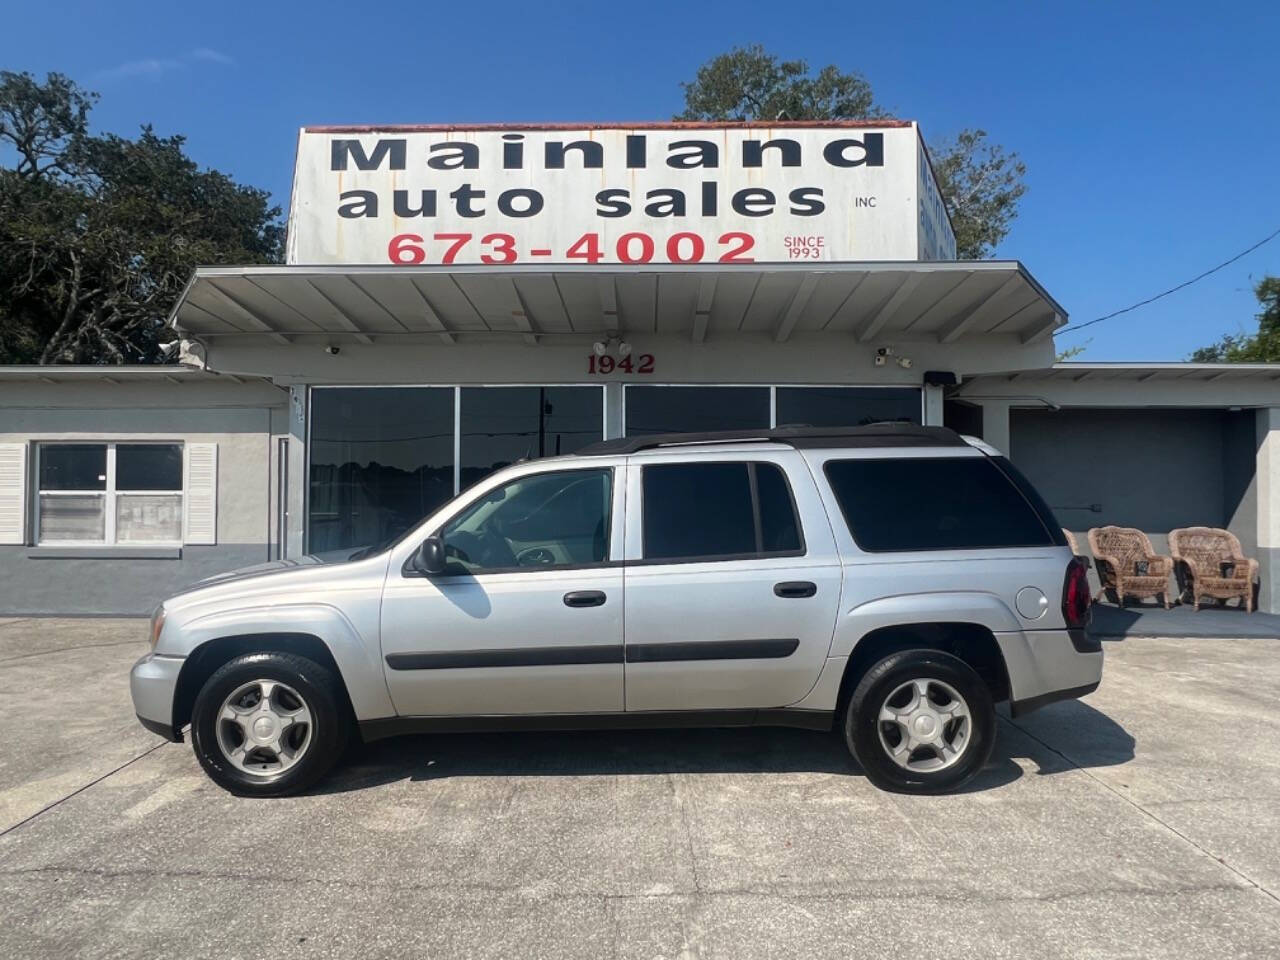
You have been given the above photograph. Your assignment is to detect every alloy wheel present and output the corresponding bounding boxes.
[876,677,972,773]
[214,679,314,778]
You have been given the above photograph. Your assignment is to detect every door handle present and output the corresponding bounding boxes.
[774,581,817,599]
[564,590,607,608]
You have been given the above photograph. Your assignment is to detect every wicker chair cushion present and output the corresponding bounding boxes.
[1196,576,1252,592]
[1116,574,1172,594]
[1169,527,1245,575]
[1090,527,1157,571]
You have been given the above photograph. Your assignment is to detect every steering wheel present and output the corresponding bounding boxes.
[445,529,516,569]
[515,546,557,566]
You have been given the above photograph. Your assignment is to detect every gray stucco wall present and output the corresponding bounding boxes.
[1009,407,1260,605]
[0,377,284,615]
[0,544,268,615]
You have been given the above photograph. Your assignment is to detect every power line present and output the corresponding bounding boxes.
[1057,225,1280,336]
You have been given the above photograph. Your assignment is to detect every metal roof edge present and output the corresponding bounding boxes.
[185,259,1034,279]
[1050,361,1280,371]
[0,364,267,383]
[301,120,916,133]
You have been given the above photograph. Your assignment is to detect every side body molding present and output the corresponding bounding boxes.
[830,591,1023,659]
[166,603,396,720]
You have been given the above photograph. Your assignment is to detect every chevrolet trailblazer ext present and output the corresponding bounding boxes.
[131,424,1100,796]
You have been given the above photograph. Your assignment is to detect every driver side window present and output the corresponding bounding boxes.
[438,468,613,574]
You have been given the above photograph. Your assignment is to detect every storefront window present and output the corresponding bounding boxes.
[308,388,454,555]
[775,387,921,427]
[459,387,603,491]
[624,386,770,436]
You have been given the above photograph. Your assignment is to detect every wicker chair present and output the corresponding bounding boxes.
[1087,526,1172,608]
[1169,527,1257,612]
[1063,529,1082,556]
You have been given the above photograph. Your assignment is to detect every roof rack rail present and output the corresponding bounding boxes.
[577,423,967,456]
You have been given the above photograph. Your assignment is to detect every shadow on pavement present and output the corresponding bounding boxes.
[316,698,1133,796]
[1003,698,1136,773]
[1090,600,1280,640]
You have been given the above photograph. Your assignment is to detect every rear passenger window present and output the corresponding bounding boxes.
[642,462,803,561]
[824,457,1054,552]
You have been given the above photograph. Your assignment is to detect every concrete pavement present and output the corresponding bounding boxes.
[1,619,1278,958]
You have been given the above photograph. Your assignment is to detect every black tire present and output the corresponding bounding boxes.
[843,649,995,795]
[190,651,351,797]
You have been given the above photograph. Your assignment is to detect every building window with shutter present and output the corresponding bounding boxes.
[35,442,184,545]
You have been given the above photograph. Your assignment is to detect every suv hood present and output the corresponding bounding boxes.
[185,555,333,592]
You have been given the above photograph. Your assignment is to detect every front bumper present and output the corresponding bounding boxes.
[130,652,185,741]
[996,628,1104,718]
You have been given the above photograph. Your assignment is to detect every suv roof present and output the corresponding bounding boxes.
[578,423,969,456]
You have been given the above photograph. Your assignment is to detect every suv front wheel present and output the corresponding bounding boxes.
[844,649,995,794]
[190,652,351,797]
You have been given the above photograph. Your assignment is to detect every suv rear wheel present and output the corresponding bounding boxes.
[844,649,995,794]
[191,652,350,797]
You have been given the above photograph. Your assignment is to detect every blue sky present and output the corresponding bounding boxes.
[4,0,1277,361]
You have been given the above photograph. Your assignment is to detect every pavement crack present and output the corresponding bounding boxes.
[0,863,1256,909]
[0,741,170,839]
[1001,714,1280,907]
[0,640,145,664]
[667,772,704,895]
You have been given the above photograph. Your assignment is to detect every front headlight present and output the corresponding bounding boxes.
[149,605,166,651]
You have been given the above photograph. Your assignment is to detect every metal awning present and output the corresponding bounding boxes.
[961,362,1280,386]
[0,364,242,384]
[168,261,1066,347]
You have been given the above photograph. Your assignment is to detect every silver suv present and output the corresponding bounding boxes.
[131,424,1100,796]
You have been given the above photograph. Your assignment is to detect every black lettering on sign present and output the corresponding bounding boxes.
[330,139,405,171]
[742,138,801,167]
[732,188,776,217]
[450,184,486,218]
[497,189,544,217]
[393,190,437,218]
[502,134,524,170]
[338,190,378,218]
[427,142,479,170]
[789,187,825,216]
[644,189,686,217]
[667,140,718,168]
[823,133,884,168]
[596,189,631,218]
[545,141,604,169]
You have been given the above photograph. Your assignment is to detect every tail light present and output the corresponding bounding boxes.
[1062,557,1091,628]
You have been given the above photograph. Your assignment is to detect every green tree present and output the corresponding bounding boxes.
[1055,339,1091,362]
[1190,276,1280,362]
[676,46,1027,259]
[0,71,283,364]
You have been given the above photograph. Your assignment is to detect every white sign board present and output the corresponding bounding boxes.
[286,123,956,266]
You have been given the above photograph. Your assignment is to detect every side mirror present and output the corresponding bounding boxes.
[413,536,447,576]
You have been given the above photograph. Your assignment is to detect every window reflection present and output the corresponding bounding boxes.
[775,387,921,427]
[459,387,603,491]
[308,388,455,554]
[624,386,770,436]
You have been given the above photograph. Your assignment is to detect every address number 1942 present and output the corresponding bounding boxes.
[588,354,654,374]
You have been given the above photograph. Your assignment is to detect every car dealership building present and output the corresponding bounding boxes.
[3,121,1279,614]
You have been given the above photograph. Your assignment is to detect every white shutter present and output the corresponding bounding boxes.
[184,443,218,545]
[0,444,27,545]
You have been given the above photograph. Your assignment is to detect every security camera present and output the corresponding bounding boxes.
[897,357,913,369]
[324,345,341,356]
